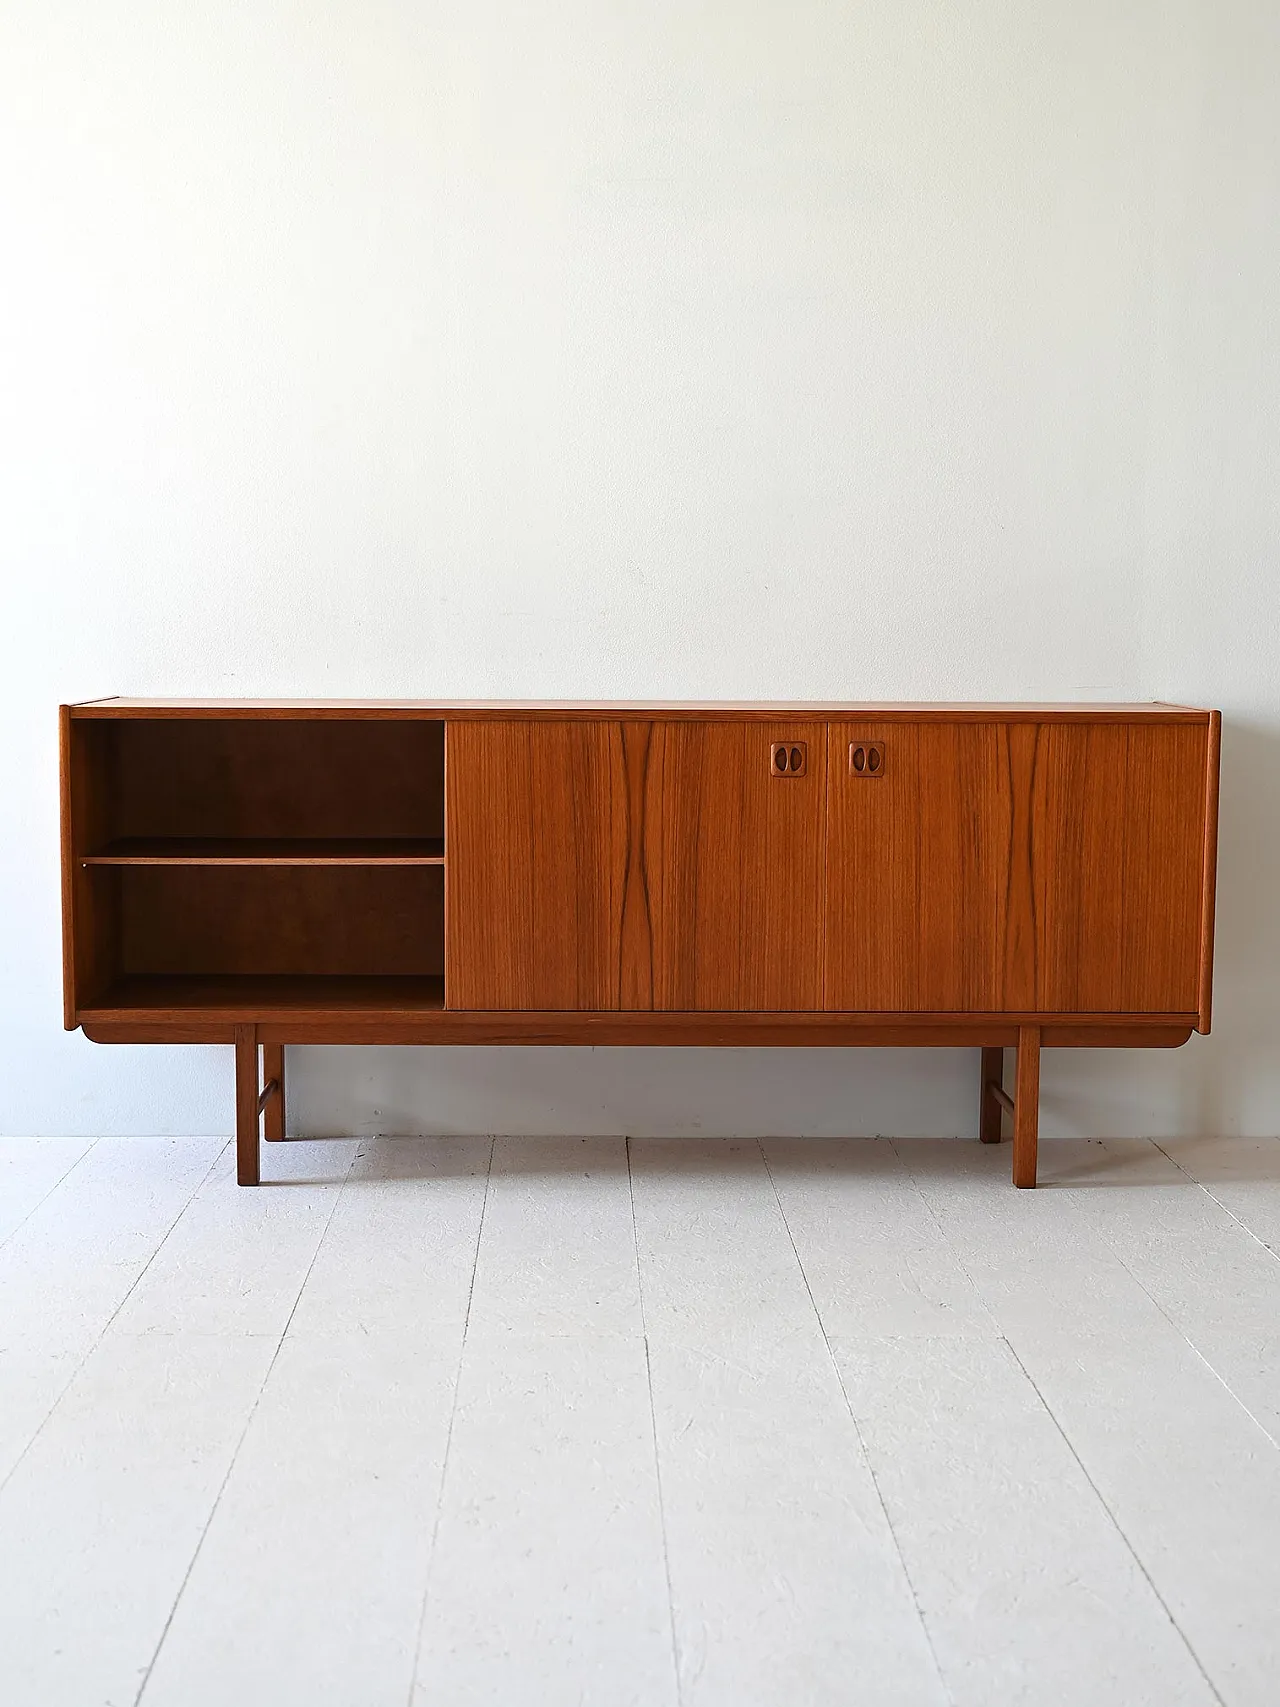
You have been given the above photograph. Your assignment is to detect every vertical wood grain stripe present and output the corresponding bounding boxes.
[1001,723,1039,1010]
[619,721,655,1009]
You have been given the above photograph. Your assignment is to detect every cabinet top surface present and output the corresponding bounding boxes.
[68,698,1214,723]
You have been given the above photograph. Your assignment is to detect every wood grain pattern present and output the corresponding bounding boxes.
[1031,722,1208,1013]
[445,721,628,1010]
[999,723,1039,1010]
[618,723,656,1010]
[643,722,828,1011]
[447,719,829,1011]
[825,723,1013,1011]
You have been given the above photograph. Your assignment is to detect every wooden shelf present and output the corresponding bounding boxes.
[81,974,446,1017]
[83,837,445,866]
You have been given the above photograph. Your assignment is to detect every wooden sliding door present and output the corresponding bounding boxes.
[825,716,1212,1016]
[825,722,1015,1011]
[446,721,629,1010]
[642,721,827,1011]
[446,718,827,1011]
[448,713,1212,1017]
[1030,721,1209,1013]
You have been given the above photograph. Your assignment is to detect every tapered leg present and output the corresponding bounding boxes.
[262,1043,285,1141]
[979,1046,1004,1143]
[234,1023,260,1187]
[1012,1025,1040,1188]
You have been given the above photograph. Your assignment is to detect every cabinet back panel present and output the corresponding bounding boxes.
[121,867,444,977]
[111,719,443,841]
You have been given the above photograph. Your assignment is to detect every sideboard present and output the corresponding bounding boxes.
[60,700,1220,1188]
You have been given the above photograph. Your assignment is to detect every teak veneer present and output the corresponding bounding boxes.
[60,699,1221,1188]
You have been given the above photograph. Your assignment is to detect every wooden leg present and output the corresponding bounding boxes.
[979,1046,1004,1143]
[234,1023,261,1187]
[262,1043,285,1141]
[1012,1024,1040,1188]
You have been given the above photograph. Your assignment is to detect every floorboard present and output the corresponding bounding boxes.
[630,1138,947,1707]
[0,1133,1277,1707]
[413,1138,674,1706]
[898,1136,1280,1706]
[0,1137,224,1486]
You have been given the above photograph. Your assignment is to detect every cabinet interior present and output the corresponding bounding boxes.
[71,718,445,1010]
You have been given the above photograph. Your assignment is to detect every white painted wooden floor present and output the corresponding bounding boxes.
[2,1131,1279,1707]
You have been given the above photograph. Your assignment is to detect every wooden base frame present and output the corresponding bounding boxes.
[234,1024,286,1186]
[229,1020,1059,1190]
[978,1027,1042,1187]
[78,1009,1190,1193]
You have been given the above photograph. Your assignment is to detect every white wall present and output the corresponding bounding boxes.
[2,0,1277,1140]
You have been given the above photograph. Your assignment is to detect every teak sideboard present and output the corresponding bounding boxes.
[60,699,1221,1189]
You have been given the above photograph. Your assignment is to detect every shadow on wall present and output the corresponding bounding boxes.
[289,1044,981,1143]
[1193,715,1280,1132]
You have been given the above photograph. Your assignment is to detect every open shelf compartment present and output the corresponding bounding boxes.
[65,715,447,1017]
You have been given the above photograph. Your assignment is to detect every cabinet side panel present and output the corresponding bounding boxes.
[644,722,827,1011]
[825,723,1011,1011]
[1032,722,1207,1013]
[62,711,120,1023]
[445,721,628,1010]
[60,707,75,1026]
[1197,710,1221,1032]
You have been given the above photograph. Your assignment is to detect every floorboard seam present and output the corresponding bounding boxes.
[760,1139,956,1707]
[1000,1336,1227,1707]
[0,1137,100,1257]
[890,1138,1227,1707]
[0,1138,230,1504]
[1067,1157,1280,1456]
[1151,1139,1280,1260]
[403,1135,494,1707]
[130,1138,360,1707]
[627,1135,683,1707]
